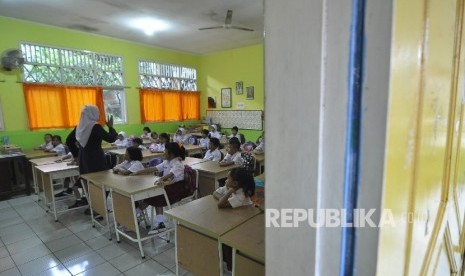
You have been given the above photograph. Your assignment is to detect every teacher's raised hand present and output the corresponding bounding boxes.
[106,115,114,128]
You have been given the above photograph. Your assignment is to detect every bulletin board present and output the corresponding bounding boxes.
[206,110,263,130]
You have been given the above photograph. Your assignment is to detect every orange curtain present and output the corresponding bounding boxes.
[140,89,200,122]
[24,84,105,130]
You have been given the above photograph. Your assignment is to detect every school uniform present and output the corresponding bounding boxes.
[40,141,53,150]
[209,131,221,139]
[199,137,209,149]
[145,157,188,207]
[204,148,222,162]
[114,138,129,148]
[52,144,67,156]
[149,142,165,152]
[228,133,242,142]
[141,132,151,139]
[255,140,265,152]
[222,151,243,166]
[113,160,145,173]
[214,186,253,208]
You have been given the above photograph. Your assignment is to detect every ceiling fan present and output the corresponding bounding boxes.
[199,10,254,32]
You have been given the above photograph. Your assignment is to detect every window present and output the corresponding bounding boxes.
[20,42,127,128]
[138,60,199,122]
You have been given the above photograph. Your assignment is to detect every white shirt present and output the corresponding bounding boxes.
[41,141,53,150]
[156,157,184,182]
[255,141,265,152]
[214,186,253,208]
[204,148,222,162]
[149,143,165,152]
[228,133,242,143]
[52,144,66,156]
[222,151,243,166]
[141,132,151,139]
[199,137,209,149]
[210,131,221,139]
[114,138,129,148]
[114,160,145,173]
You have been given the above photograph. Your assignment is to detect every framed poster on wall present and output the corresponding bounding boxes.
[221,88,232,108]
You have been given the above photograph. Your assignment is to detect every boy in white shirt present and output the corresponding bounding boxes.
[199,129,210,149]
[35,133,53,150]
[228,126,243,143]
[203,137,222,161]
[219,137,243,166]
[45,135,66,156]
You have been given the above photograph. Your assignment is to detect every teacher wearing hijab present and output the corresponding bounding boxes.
[67,105,118,174]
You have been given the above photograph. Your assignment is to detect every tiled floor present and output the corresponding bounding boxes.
[0,195,195,276]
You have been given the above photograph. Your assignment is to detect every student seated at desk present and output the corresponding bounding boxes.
[213,167,255,208]
[141,126,151,139]
[132,138,147,150]
[209,124,221,139]
[45,135,66,156]
[114,131,129,148]
[149,132,159,143]
[135,142,187,233]
[253,131,265,155]
[199,129,210,149]
[173,128,191,144]
[149,133,169,152]
[34,133,53,150]
[228,126,244,144]
[219,137,243,167]
[112,147,145,175]
[203,137,222,162]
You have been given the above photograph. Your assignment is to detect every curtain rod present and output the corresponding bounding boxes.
[16,81,130,89]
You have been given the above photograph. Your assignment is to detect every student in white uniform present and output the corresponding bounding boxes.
[45,135,66,156]
[228,126,243,144]
[253,131,265,154]
[112,147,145,175]
[114,131,129,148]
[203,137,222,162]
[213,167,254,208]
[132,137,147,150]
[141,126,151,139]
[198,129,210,149]
[35,133,54,150]
[209,124,221,139]
[149,133,169,152]
[173,128,191,144]
[219,137,243,166]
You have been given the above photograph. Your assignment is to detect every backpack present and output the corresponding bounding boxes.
[184,165,198,197]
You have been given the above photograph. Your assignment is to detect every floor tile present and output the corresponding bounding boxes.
[0,256,15,273]
[75,262,121,276]
[0,210,18,222]
[62,251,105,275]
[17,254,60,276]
[10,243,51,266]
[85,235,113,251]
[124,259,168,276]
[75,227,106,241]
[0,247,8,260]
[0,218,24,231]
[67,221,94,234]
[45,234,81,252]
[37,228,73,243]
[95,243,128,261]
[0,267,21,276]
[108,249,146,272]
[1,227,35,245]
[54,242,92,263]
[158,271,176,276]
[6,235,42,255]
[153,247,176,270]
[0,223,31,236]
[34,264,71,276]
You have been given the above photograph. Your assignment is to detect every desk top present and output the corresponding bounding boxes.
[165,195,261,239]
[35,162,79,173]
[183,157,207,167]
[23,150,56,160]
[108,148,163,158]
[191,160,241,174]
[220,213,265,263]
[102,143,118,150]
[29,156,62,166]
[183,144,202,152]
[81,170,162,196]
[0,153,25,160]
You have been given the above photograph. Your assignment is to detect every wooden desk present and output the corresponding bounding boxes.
[102,143,118,151]
[183,144,203,156]
[191,161,241,196]
[165,195,261,276]
[0,153,29,199]
[220,214,265,276]
[183,157,207,167]
[29,156,63,197]
[81,170,168,257]
[23,150,56,160]
[108,148,163,164]
[35,162,80,221]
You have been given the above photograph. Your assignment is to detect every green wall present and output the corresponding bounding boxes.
[0,16,264,149]
[198,44,264,142]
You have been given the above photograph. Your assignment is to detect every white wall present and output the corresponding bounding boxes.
[265,0,392,275]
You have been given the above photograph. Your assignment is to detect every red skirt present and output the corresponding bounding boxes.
[144,180,189,207]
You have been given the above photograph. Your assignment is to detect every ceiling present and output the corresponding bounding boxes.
[0,0,264,55]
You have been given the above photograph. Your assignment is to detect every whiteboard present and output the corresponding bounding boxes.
[206,110,263,130]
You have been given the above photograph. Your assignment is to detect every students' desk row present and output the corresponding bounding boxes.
[34,162,81,221]
[219,149,265,175]
[23,150,56,160]
[190,161,241,196]
[107,148,164,164]
[165,195,264,276]
[29,156,64,198]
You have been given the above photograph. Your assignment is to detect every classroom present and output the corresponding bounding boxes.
[2,0,465,276]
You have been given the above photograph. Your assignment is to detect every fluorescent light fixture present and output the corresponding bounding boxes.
[130,18,169,36]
